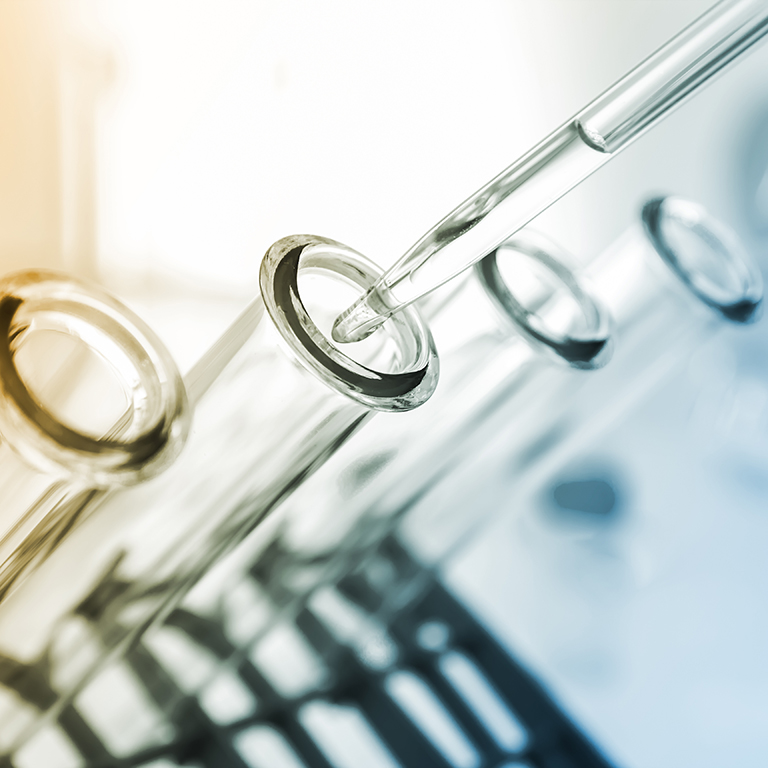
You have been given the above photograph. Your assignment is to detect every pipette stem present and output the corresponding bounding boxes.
[332,0,768,343]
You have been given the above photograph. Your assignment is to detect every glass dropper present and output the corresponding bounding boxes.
[332,0,768,344]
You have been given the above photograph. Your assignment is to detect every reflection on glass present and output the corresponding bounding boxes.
[51,232,612,758]
[0,236,437,754]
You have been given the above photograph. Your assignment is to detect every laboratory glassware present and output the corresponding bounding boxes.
[16,193,761,768]
[0,269,189,601]
[280,229,612,556]
[171,194,762,731]
[0,235,438,756]
[332,0,768,343]
[185,196,759,768]
[1,194,758,767]
[23,228,614,761]
[404,194,762,565]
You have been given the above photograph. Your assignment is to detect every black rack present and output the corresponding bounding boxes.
[0,530,617,768]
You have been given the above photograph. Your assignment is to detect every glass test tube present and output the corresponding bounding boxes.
[281,229,612,556]
[51,194,757,768]
[5,196,757,768]
[172,228,612,592]
[190,197,761,763]
[0,235,438,757]
[0,270,189,600]
[75,232,614,749]
[168,195,761,730]
[402,195,763,565]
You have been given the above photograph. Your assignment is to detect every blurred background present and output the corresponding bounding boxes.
[2,1,768,766]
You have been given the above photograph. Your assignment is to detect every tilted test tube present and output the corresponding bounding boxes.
[403,195,763,565]
[104,195,763,765]
[0,236,438,755]
[0,270,189,601]
[26,227,619,761]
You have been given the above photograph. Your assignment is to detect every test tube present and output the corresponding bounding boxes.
[0,235,438,756]
[403,195,763,564]
[0,270,189,600]
[30,230,615,761]
[279,229,612,556]
[116,195,763,766]
[185,197,762,768]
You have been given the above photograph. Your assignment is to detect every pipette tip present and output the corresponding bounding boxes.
[331,288,391,343]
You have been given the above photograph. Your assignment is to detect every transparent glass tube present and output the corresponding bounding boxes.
[3,197,760,767]
[0,270,189,601]
[0,236,438,755]
[103,196,761,764]
[156,198,760,768]
[403,195,763,565]
[333,0,768,342]
[35,232,615,759]
[280,231,612,557]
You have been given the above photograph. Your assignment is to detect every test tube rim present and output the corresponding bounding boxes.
[260,235,439,412]
[0,270,190,486]
[641,195,763,323]
[474,231,613,370]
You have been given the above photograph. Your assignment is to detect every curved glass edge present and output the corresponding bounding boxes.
[260,235,439,412]
[474,231,614,370]
[641,195,764,323]
[0,270,190,486]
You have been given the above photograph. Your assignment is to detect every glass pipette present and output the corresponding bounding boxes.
[332,0,768,344]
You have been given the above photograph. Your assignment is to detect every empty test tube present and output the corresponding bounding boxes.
[173,195,762,707]
[0,270,189,600]
[281,230,613,555]
[56,195,763,768]
[403,195,763,564]
[0,235,438,756]
[101,232,614,735]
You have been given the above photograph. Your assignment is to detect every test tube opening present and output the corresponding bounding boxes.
[260,235,439,412]
[641,196,763,322]
[474,233,613,369]
[13,327,130,440]
[0,271,190,486]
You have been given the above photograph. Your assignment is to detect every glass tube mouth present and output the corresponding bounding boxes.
[474,231,613,370]
[0,271,190,486]
[260,235,439,411]
[641,196,763,323]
